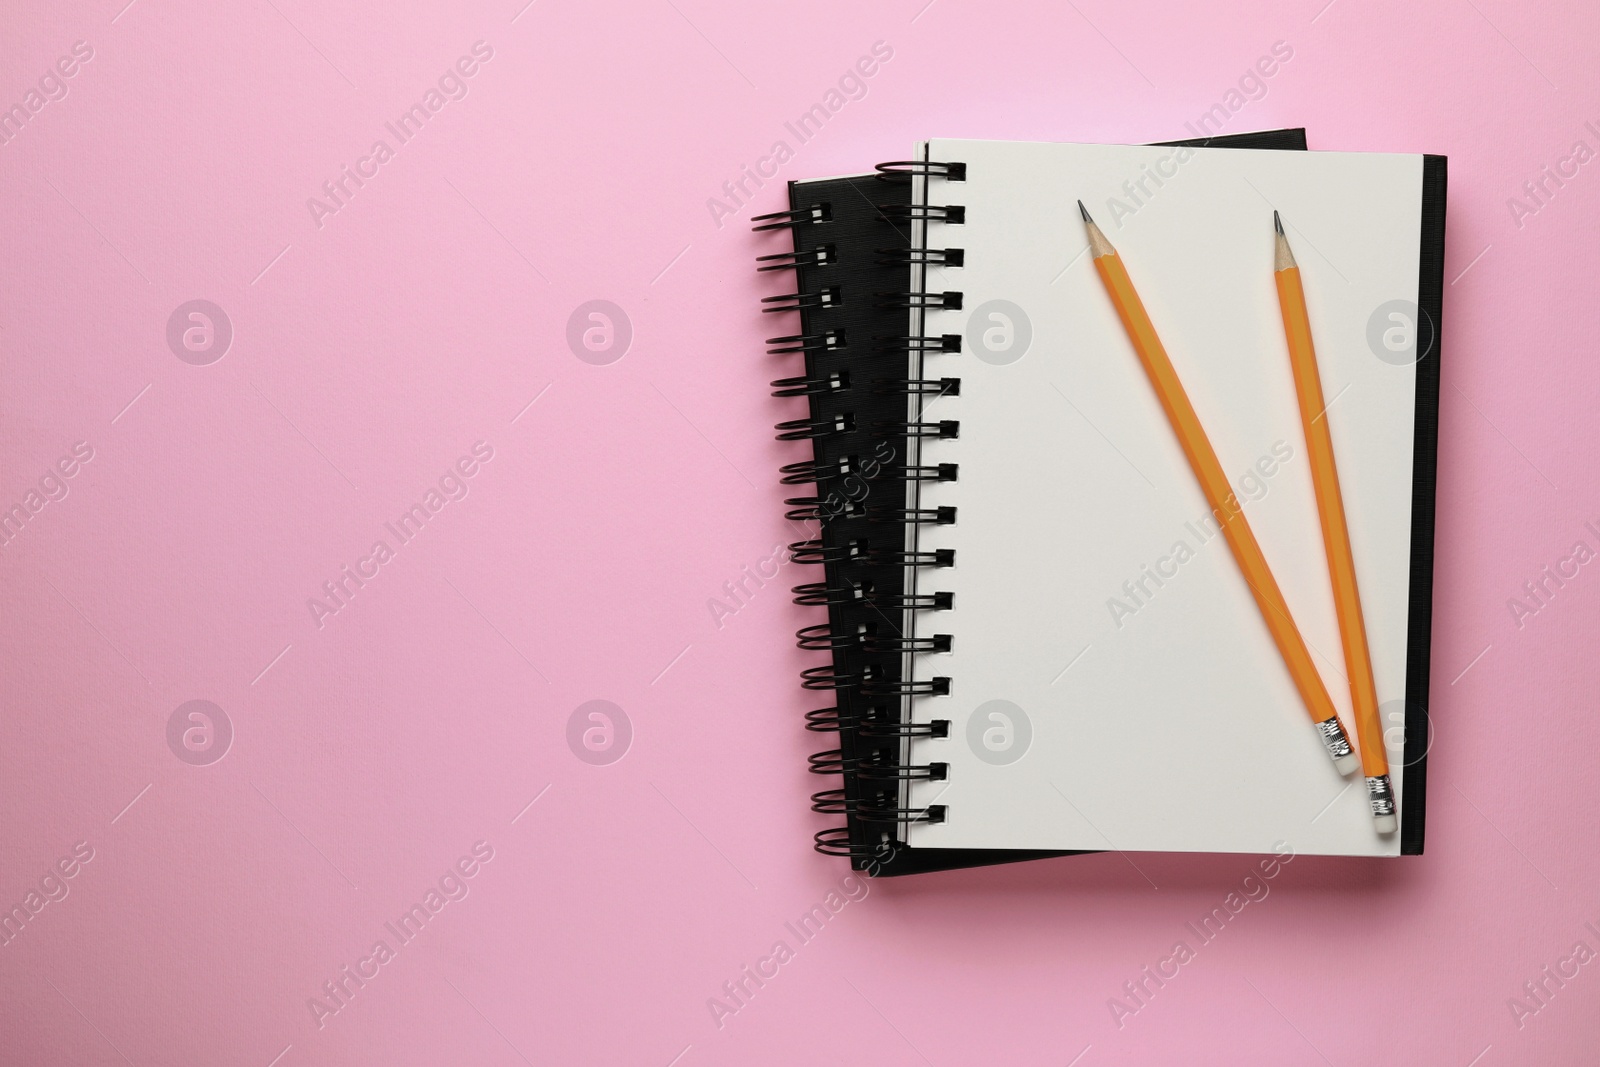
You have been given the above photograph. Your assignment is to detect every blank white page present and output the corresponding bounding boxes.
[903,139,1423,856]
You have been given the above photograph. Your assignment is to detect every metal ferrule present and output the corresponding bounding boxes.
[1313,716,1354,763]
[1366,774,1397,819]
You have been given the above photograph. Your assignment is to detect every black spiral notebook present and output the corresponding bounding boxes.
[754,128,1444,876]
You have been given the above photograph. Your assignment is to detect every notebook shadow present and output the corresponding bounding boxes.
[868,846,1428,906]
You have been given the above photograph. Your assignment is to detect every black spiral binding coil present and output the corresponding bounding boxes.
[753,158,966,868]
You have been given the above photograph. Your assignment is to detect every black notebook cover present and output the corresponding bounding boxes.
[1400,154,1446,856]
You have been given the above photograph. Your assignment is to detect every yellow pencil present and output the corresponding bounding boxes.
[1078,201,1358,777]
[1273,211,1396,833]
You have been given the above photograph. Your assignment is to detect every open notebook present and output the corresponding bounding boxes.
[755,132,1443,874]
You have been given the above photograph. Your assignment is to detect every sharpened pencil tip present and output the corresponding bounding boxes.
[1273,210,1284,235]
[1078,200,1093,223]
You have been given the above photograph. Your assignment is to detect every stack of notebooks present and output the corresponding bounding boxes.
[755,130,1445,876]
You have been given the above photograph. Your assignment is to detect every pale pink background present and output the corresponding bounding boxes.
[1,0,1595,1064]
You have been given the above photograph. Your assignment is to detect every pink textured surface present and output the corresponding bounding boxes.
[1,1,1596,1064]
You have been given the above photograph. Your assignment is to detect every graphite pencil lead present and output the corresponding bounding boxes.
[1273,209,1284,235]
[1078,199,1093,222]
